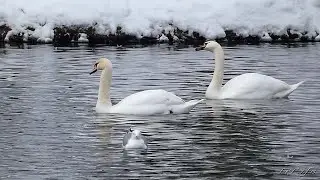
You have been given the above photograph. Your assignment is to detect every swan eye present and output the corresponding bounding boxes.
[94,62,98,68]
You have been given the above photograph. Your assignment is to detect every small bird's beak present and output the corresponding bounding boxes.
[195,45,205,51]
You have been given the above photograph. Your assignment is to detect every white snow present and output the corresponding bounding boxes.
[78,33,89,43]
[1,0,320,41]
[4,30,14,42]
[260,32,272,42]
[37,37,52,43]
[172,34,179,42]
[158,34,169,42]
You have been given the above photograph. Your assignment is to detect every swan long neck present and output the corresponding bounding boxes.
[207,44,224,95]
[98,67,112,107]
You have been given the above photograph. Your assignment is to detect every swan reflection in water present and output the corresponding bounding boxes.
[205,98,291,116]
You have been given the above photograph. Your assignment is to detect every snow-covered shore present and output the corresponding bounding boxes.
[1,0,320,45]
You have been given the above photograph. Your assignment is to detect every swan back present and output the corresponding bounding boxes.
[221,73,290,99]
[110,89,202,115]
[116,89,184,106]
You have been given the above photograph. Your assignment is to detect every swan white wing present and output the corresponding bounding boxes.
[116,89,185,106]
[221,73,290,99]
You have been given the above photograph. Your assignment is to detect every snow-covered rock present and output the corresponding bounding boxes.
[78,33,89,43]
[1,0,320,43]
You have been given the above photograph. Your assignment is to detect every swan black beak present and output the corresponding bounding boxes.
[89,68,97,75]
[90,62,98,75]
[195,45,205,51]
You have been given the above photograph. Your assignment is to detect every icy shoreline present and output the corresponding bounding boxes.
[1,0,320,45]
[1,24,320,45]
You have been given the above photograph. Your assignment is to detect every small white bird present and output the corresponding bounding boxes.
[123,128,147,150]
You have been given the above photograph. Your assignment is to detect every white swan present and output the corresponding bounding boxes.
[195,41,304,99]
[90,58,203,115]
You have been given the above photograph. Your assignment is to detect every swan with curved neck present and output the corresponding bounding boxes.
[90,58,203,115]
[195,41,304,99]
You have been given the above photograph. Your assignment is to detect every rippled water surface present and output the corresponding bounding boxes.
[0,43,319,179]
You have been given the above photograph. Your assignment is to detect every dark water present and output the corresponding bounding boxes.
[0,43,319,180]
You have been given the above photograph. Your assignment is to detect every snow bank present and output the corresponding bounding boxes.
[1,0,320,44]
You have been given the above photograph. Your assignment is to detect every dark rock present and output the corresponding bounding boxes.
[139,36,158,45]
[245,35,260,44]
[53,26,73,45]
[110,34,137,45]
[270,33,280,41]
[300,35,309,42]
[300,31,310,42]
[225,30,237,42]
[86,27,109,44]
[53,25,86,46]
[166,33,174,45]
[287,29,299,40]
[0,25,11,42]
[26,26,35,31]
[27,37,38,45]
[9,32,24,43]
[280,34,289,42]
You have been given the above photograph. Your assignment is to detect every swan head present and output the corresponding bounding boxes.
[90,58,112,75]
[195,41,220,52]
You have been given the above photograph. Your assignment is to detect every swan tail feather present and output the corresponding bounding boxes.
[275,81,305,98]
[171,99,204,114]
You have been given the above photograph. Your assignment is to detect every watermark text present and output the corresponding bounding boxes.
[279,167,317,176]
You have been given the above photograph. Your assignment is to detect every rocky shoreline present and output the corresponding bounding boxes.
[1,24,319,46]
